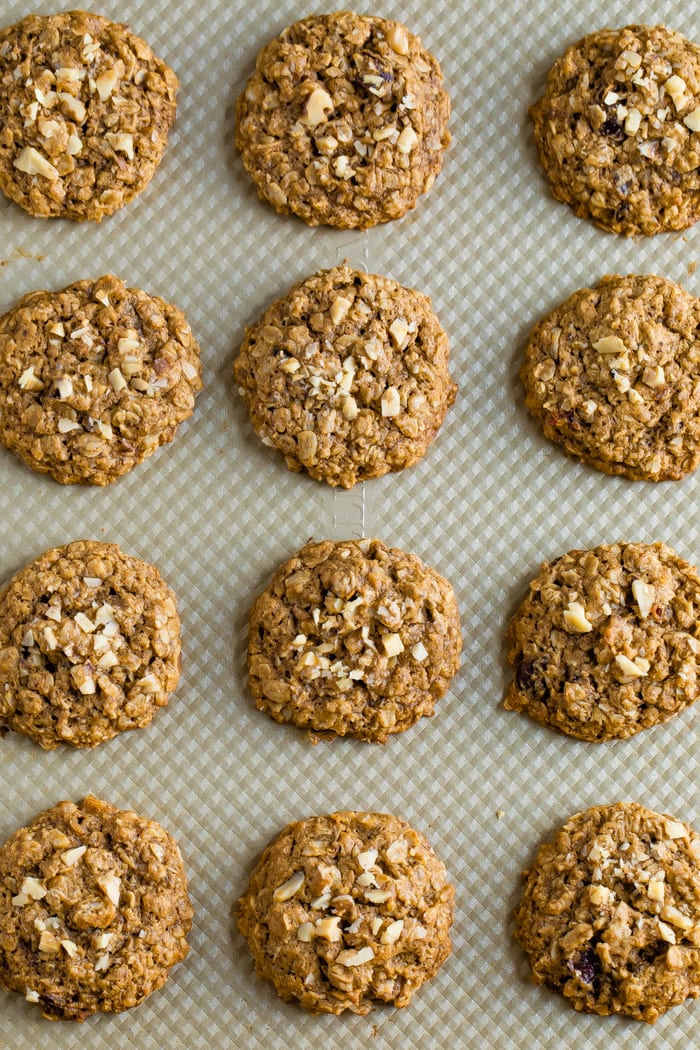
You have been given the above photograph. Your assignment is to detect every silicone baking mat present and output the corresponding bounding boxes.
[2,1,700,1047]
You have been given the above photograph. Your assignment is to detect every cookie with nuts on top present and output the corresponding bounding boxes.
[247,538,462,743]
[235,11,450,228]
[237,811,454,1014]
[0,794,192,1021]
[233,265,456,487]
[0,540,181,749]
[521,273,700,481]
[505,541,700,741]
[531,24,700,235]
[515,801,700,1022]
[0,273,202,485]
[0,10,178,221]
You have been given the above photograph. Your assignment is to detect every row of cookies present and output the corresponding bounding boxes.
[0,9,450,229]
[3,791,700,1024]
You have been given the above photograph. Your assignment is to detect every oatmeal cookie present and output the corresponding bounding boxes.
[247,538,462,742]
[0,539,181,749]
[0,273,202,485]
[521,274,700,481]
[531,25,700,236]
[237,811,454,1014]
[0,794,192,1020]
[235,11,450,228]
[515,802,700,1022]
[505,541,700,741]
[0,10,178,221]
[233,265,456,487]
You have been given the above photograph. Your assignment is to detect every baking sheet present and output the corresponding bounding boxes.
[2,1,700,1047]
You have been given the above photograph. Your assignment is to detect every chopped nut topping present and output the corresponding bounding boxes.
[272,871,305,902]
[333,155,354,179]
[357,848,378,870]
[592,335,627,355]
[380,919,404,944]
[620,49,642,70]
[57,91,86,122]
[330,295,352,325]
[74,611,96,633]
[94,953,111,971]
[13,145,59,180]
[563,601,593,633]
[389,317,410,349]
[61,845,87,867]
[314,916,342,941]
[661,904,694,930]
[382,632,404,656]
[57,417,81,434]
[658,920,677,944]
[303,86,334,126]
[18,366,44,392]
[108,367,127,393]
[95,68,119,101]
[684,106,700,132]
[12,876,47,906]
[385,24,409,55]
[647,877,665,902]
[624,107,642,134]
[97,872,121,907]
[61,939,78,958]
[25,990,40,1003]
[105,132,134,160]
[397,126,418,153]
[336,946,375,967]
[664,819,688,840]
[94,932,114,950]
[614,653,650,679]
[38,931,60,953]
[631,579,655,618]
[643,365,666,388]
[296,922,313,943]
[664,74,687,109]
[364,888,391,903]
[380,386,401,417]
[56,377,73,399]
[411,641,428,662]
[589,883,615,906]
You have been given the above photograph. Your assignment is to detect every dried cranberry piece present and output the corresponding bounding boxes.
[567,947,599,987]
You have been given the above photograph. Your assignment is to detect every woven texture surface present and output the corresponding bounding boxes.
[1,0,700,1046]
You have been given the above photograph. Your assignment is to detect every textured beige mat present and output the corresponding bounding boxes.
[1,1,700,1047]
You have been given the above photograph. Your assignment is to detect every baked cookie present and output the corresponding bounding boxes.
[515,802,700,1022]
[247,538,462,743]
[0,539,181,749]
[531,25,700,236]
[0,10,178,221]
[233,265,456,487]
[505,541,700,741]
[237,811,454,1014]
[521,274,700,481]
[235,12,450,228]
[0,794,192,1020]
[0,273,202,485]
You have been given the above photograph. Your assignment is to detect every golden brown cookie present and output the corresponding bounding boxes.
[505,541,700,741]
[521,274,700,481]
[237,811,454,1014]
[235,12,450,228]
[531,25,700,235]
[0,794,192,1020]
[0,540,181,749]
[0,274,202,485]
[233,265,456,487]
[0,10,178,221]
[515,802,700,1022]
[247,538,462,742]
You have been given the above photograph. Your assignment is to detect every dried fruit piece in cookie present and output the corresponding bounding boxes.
[505,541,700,741]
[515,802,700,1022]
[235,12,450,228]
[233,265,456,487]
[237,811,454,1014]
[0,274,202,485]
[247,538,462,742]
[0,794,192,1020]
[0,10,178,220]
[0,539,181,749]
[521,274,700,481]
[531,25,700,235]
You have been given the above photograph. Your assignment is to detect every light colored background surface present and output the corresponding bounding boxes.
[1,1,700,1047]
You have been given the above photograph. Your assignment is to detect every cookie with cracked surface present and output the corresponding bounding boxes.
[0,794,192,1020]
[0,274,202,485]
[247,538,462,743]
[531,24,700,236]
[0,10,178,221]
[515,801,700,1022]
[233,265,456,487]
[0,539,181,749]
[237,811,454,1014]
[521,273,700,481]
[235,11,450,228]
[505,541,700,741]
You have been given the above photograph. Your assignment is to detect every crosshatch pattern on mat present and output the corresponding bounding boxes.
[1,0,700,1047]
